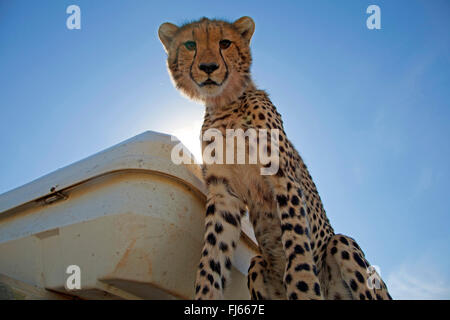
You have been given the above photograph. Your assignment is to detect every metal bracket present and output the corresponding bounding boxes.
[42,191,68,205]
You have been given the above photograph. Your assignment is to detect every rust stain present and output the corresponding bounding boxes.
[114,238,137,273]
[139,251,153,277]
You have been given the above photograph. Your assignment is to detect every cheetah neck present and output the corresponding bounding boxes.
[204,80,257,116]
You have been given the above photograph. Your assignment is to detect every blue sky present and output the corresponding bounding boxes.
[1,0,449,299]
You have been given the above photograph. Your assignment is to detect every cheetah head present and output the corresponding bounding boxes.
[158,17,255,107]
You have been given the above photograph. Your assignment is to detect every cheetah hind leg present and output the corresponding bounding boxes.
[323,234,393,300]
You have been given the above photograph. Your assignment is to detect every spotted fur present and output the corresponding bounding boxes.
[158,16,392,300]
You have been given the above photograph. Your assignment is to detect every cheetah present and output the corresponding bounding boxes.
[158,16,392,300]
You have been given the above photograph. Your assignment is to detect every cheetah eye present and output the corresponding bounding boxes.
[184,41,196,51]
[219,39,232,49]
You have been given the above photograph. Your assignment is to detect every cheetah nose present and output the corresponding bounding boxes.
[199,63,219,75]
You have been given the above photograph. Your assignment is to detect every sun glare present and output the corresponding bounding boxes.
[169,120,204,164]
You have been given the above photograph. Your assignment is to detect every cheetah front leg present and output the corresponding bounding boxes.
[194,174,246,300]
[267,173,323,300]
[247,255,271,300]
[247,200,287,300]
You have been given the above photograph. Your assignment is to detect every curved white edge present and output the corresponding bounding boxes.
[0,130,259,248]
[0,131,205,214]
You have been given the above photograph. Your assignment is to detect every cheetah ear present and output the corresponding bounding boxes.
[233,16,255,43]
[158,22,179,53]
